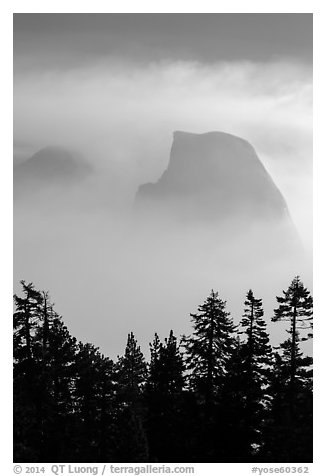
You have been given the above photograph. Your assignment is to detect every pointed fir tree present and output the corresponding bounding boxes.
[14,282,80,462]
[182,290,236,461]
[239,289,272,399]
[73,342,107,462]
[217,336,249,462]
[264,277,313,462]
[147,330,184,397]
[272,276,313,399]
[182,289,236,409]
[163,330,184,392]
[43,315,78,461]
[116,331,147,402]
[236,290,272,460]
[147,333,162,395]
[32,292,71,462]
[13,281,43,369]
[96,355,116,462]
[115,332,149,462]
[13,281,45,461]
[145,330,184,461]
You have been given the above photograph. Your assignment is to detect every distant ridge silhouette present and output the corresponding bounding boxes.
[14,146,92,184]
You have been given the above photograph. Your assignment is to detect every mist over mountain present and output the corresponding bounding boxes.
[13,131,309,358]
[14,146,92,191]
[136,131,299,255]
[14,146,94,209]
[137,131,289,220]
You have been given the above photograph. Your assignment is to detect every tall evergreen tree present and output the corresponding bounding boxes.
[218,288,272,462]
[182,290,236,461]
[116,331,147,402]
[96,356,116,462]
[217,336,249,462]
[272,276,313,397]
[263,277,313,462]
[240,290,272,372]
[150,330,184,396]
[145,330,185,461]
[13,281,43,369]
[44,317,78,462]
[14,282,80,462]
[13,281,45,461]
[73,342,105,461]
[182,289,236,408]
[115,332,148,462]
[147,333,162,395]
[236,290,272,460]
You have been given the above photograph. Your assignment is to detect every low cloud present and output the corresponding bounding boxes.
[13,59,312,356]
[14,59,312,245]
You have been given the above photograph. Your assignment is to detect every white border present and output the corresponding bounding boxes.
[2,2,323,474]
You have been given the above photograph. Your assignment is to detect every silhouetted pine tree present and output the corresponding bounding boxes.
[147,333,161,391]
[182,289,236,461]
[115,332,148,462]
[147,331,184,397]
[73,343,109,461]
[13,281,43,372]
[116,331,147,402]
[13,281,44,461]
[182,290,236,407]
[217,336,248,461]
[145,330,185,461]
[272,276,312,400]
[239,290,272,375]
[263,277,313,462]
[240,290,272,458]
[14,284,77,461]
[43,316,78,461]
[33,294,76,462]
[96,356,117,462]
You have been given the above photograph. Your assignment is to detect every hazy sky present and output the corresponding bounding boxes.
[13,14,312,358]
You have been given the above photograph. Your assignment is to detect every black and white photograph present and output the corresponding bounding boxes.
[12,10,313,467]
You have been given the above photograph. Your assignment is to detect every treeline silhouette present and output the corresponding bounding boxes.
[13,277,312,463]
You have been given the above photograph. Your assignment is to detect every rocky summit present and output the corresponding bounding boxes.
[136,131,291,224]
[14,146,92,184]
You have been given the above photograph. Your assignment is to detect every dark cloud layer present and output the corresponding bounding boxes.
[14,13,312,72]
